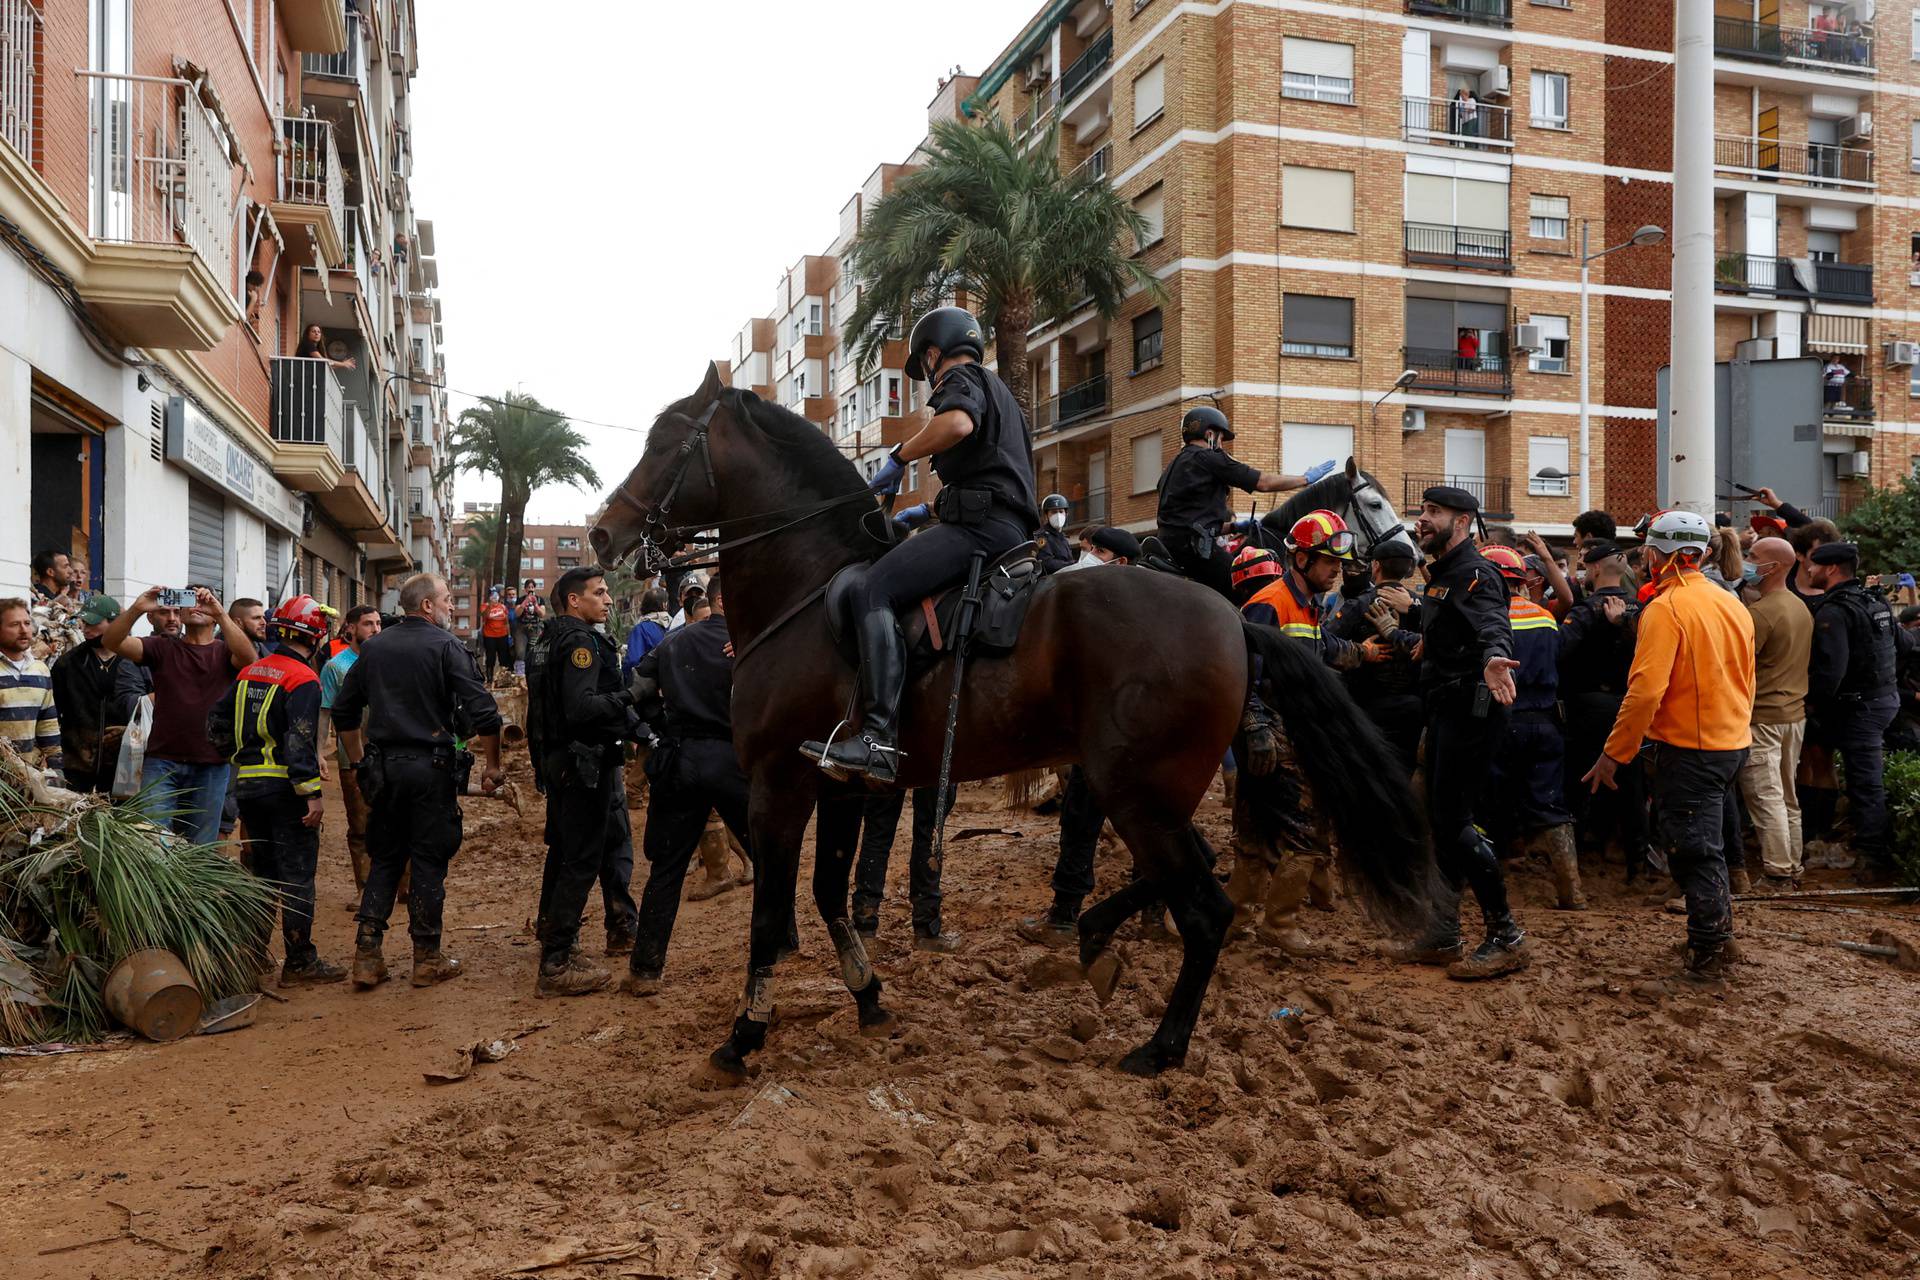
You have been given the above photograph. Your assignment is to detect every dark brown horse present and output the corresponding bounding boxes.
[590,365,1436,1080]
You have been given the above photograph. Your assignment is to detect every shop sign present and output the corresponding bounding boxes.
[165,398,305,534]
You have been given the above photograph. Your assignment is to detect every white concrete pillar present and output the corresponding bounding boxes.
[1668,0,1717,515]
[0,348,31,595]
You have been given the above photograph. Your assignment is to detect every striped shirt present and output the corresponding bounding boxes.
[0,649,61,768]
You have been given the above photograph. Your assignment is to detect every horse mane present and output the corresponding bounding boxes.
[1263,470,1355,533]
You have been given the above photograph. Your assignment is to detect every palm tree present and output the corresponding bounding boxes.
[842,114,1163,419]
[444,392,601,587]
[456,511,499,585]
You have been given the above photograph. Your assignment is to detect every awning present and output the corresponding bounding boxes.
[1807,313,1869,354]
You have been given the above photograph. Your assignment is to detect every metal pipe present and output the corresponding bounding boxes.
[1668,1,1717,515]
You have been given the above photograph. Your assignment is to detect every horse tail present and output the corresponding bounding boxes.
[1240,621,1440,933]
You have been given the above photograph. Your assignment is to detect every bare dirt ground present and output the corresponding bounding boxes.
[5,757,1920,1279]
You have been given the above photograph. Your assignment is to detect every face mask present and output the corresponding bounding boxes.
[1048,512,1066,530]
[1741,562,1764,588]
[1075,550,1101,569]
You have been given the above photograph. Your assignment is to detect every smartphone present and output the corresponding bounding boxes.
[157,588,199,609]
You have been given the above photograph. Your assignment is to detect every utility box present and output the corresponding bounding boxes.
[1655,357,1824,513]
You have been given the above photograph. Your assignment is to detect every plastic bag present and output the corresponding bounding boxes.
[111,695,153,799]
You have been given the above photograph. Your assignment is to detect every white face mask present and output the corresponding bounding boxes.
[1048,512,1066,530]
[1075,550,1101,568]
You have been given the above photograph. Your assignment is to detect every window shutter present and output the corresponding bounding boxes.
[1455,177,1510,230]
[1133,60,1165,124]
[1528,194,1568,222]
[1282,37,1353,79]
[1282,166,1354,231]
[1134,184,1165,245]
[1282,295,1354,347]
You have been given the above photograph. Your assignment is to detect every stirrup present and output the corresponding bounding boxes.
[800,732,903,783]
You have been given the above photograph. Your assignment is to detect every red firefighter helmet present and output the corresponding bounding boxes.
[1482,545,1528,580]
[269,594,334,644]
[1286,509,1356,562]
[1230,545,1282,589]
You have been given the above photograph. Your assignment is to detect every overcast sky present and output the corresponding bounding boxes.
[409,0,1040,524]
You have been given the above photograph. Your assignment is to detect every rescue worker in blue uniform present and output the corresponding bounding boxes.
[1804,542,1900,870]
[801,307,1038,785]
[1152,406,1331,599]
[1394,485,1530,980]
[208,595,343,986]
[1035,493,1074,573]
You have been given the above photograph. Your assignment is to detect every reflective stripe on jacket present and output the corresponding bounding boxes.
[208,652,323,796]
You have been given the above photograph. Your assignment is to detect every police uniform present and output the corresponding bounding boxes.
[1328,562,1425,773]
[630,612,756,981]
[331,616,502,966]
[533,614,639,981]
[1156,441,1261,597]
[1413,489,1524,967]
[207,647,332,981]
[1483,592,1574,850]
[1036,494,1075,574]
[1557,553,1648,870]
[849,784,957,940]
[1807,544,1900,865]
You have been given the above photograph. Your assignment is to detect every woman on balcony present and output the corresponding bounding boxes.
[1450,88,1480,148]
[295,323,357,373]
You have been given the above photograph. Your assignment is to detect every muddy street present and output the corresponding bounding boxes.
[4,765,1918,1279]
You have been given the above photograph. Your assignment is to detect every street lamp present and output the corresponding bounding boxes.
[1578,222,1664,512]
[1369,367,1420,432]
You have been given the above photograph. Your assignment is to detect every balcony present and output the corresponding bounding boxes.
[302,14,362,81]
[1060,29,1112,105]
[1404,347,1513,396]
[1069,488,1109,527]
[1714,134,1872,188]
[1713,15,1874,73]
[1070,144,1111,185]
[279,0,348,54]
[1403,474,1513,519]
[2,0,40,163]
[271,357,346,491]
[1715,253,1803,297]
[1825,375,1874,425]
[1406,0,1511,28]
[1014,81,1060,142]
[272,116,346,267]
[1038,373,1110,431]
[1402,96,1512,149]
[1813,260,1872,304]
[1403,222,1512,271]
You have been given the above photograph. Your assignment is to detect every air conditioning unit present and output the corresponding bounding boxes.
[1401,407,1427,433]
[1026,56,1050,86]
[1511,323,1543,354]
[1886,340,1920,367]
[1837,450,1872,478]
[1843,112,1873,141]
[1482,65,1511,99]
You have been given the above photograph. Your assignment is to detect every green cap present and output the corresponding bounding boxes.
[78,595,121,626]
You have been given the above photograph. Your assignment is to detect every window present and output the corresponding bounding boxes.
[1911,119,1920,171]
[1528,436,1571,495]
[886,375,901,416]
[528,537,544,550]
[1529,194,1569,240]
[558,537,579,550]
[1281,165,1355,232]
[1134,184,1165,249]
[1527,314,1570,373]
[558,557,579,569]
[1406,172,1510,231]
[808,302,822,335]
[1807,230,1841,263]
[521,557,545,569]
[1530,71,1569,129]
[1131,431,1163,494]
[1133,59,1165,130]
[1281,38,1354,104]
[906,461,919,490]
[456,597,470,610]
[1281,294,1354,357]
[1913,9,1920,61]
[1281,423,1354,476]
[1132,308,1164,372]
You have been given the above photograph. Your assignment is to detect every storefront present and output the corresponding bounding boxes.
[164,398,306,603]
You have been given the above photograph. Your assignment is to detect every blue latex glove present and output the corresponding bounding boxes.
[869,450,906,496]
[892,503,930,532]
[1227,515,1258,534]
[1304,459,1337,484]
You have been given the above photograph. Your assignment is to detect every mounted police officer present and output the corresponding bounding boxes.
[1153,406,1332,598]
[801,306,1038,785]
[333,573,504,992]
[530,566,641,998]
[1395,485,1529,980]
[207,595,343,987]
[1805,542,1900,870]
[1035,493,1074,574]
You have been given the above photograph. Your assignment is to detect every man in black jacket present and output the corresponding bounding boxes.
[50,596,130,794]
[1327,539,1424,772]
[531,566,639,997]
[1805,543,1900,870]
[1557,540,1649,873]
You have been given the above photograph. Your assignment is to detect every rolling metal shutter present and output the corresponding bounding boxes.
[264,531,286,604]
[186,483,226,595]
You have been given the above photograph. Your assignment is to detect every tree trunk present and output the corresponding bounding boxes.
[992,292,1035,426]
[490,489,510,592]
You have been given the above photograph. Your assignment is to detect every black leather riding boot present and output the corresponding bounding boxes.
[802,608,906,785]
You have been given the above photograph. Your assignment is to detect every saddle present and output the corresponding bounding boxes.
[825,547,1044,670]
[1137,534,1185,577]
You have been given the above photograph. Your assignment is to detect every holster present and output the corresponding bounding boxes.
[934,485,994,527]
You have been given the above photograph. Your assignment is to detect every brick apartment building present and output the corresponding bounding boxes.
[0,0,455,610]
[445,503,593,636]
[707,0,1919,535]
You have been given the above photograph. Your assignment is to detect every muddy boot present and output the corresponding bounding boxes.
[349,924,388,990]
[1677,941,1729,987]
[617,968,662,997]
[1386,901,1464,964]
[281,950,347,986]
[1447,912,1531,981]
[1257,858,1326,958]
[410,947,464,988]
[913,928,963,954]
[604,927,636,957]
[1306,857,1336,912]
[1544,824,1587,911]
[1223,852,1272,932]
[538,951,612,998]
[1017,897,1080,948]
[1729,866,1752,897]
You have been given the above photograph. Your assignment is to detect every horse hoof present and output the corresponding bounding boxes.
[1085,950,1124,1006]
[1117,1042,1180,1077]
[858,1007,899,1038]
[693,1051,750,1091]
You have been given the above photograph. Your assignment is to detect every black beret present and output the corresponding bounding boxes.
[1809,542,1859,566]
[1370,538,1418,564]
[1422,484,1479,513]
[1089,527,1141,561]
[1582,539,1623,565]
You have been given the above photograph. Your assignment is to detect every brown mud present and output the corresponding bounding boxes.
[4,762,1918,1278]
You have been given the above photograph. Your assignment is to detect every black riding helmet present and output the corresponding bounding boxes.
[905,306,986,381]
[1041,493,1069,514]
[1181,405,1233,441]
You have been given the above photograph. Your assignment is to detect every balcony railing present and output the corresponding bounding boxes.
[1038,373,1110,431]
[1825,375,1874,422]
[1406,0,1511,27]
[1813,261,1873,304]
[302,16,361,79]
[1061,29,1112,104]
[1801,492,1863,522]
[1,0,40,163]
[1402,95,1512,148]
[276,115,345,219]
[1403,222,1512,271]
[1403,474,1513,518]
[1713,15,1874,72]
[1069,488,1109,527]
[1071,144,1112,185]
[1015,81,1060,141]
[271,357,344,453]
[78,71,236,288]
[1714,133,1873,186]
[1404,346,1513,396]
[1715,253,1804,296]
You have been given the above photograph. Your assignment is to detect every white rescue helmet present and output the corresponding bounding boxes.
[1643,509,1712,558]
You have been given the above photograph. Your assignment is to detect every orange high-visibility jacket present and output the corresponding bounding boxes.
[1604,568,1756,760]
